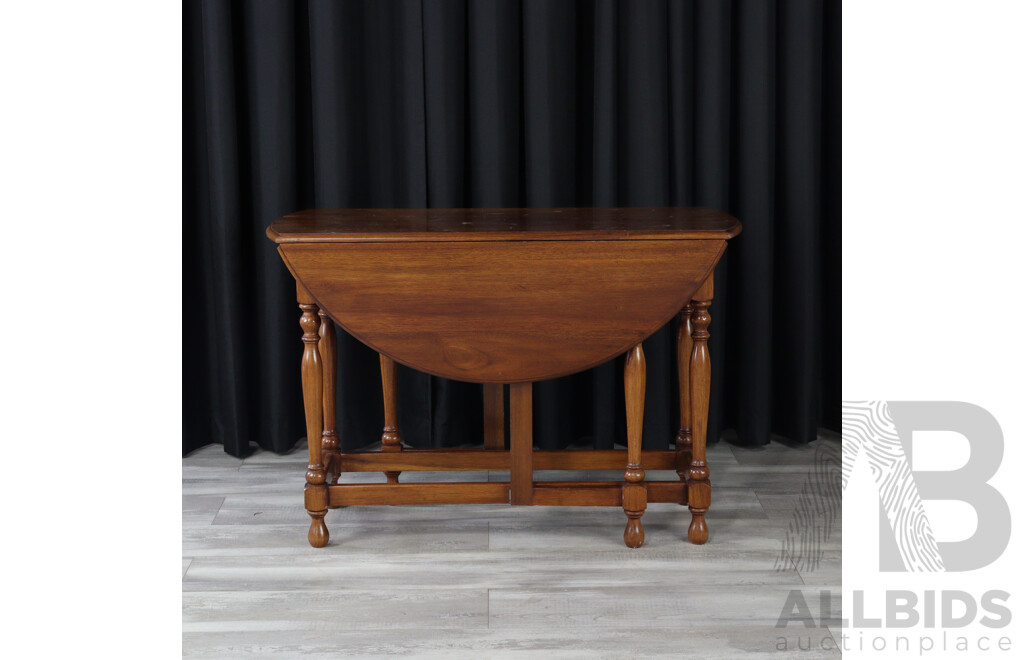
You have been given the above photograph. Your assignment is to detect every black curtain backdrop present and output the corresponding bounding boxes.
[184,0,840,457]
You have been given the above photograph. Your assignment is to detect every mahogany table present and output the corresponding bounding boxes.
[267,208,740,548]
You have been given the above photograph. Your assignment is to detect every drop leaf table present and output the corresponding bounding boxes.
[266,207,741,548]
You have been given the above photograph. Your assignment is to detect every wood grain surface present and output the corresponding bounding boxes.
[279,239,725,382]
[267,207,740,243]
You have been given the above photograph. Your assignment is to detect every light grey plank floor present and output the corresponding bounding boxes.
[184,437,841,658]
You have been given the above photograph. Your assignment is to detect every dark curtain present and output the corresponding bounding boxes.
[184,0,840,457]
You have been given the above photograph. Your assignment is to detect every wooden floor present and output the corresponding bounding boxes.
[183,435,841,658]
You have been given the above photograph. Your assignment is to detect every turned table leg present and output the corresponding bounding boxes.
[688,275,713,545]
[675,303,694,481]
[379,353,403,484]
[319,311,340,488]
[623,343,647,548]
[298,285,328,547]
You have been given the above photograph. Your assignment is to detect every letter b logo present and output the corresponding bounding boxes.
[843,401,1010,572]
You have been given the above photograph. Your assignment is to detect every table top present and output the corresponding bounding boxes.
[270,207,739,382]
[267,207,741,243]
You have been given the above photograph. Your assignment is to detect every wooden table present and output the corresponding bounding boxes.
[267,208,740,548]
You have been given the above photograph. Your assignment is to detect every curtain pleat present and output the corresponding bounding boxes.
[732,0,776,447]
[184,0,841,456]
[774,0,824,443]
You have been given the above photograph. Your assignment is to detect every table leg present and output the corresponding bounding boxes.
[510,382,533,505]
[298,285,328,547]
[319,311,340,488]
[379,354,403,484]
[623,343,647,548]
[688,275,713,545]
[675,303,694,481]
[483,384,505,450]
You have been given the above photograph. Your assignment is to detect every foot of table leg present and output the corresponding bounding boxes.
[687,485,709,545]
[299,284,329,547]
[623,486,647,548]
[307,510,329,547]
[380,354,403,484]
[623,342,647,548]
[687,277,713,545]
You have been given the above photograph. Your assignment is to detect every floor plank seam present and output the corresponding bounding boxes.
[209,495,227,524]
[751,489,771,520]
